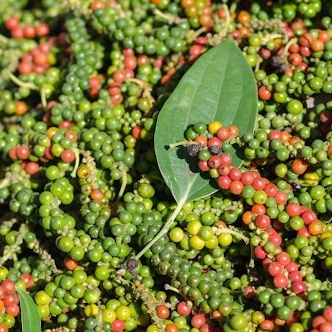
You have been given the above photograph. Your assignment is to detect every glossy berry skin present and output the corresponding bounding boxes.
[4,3,332,332]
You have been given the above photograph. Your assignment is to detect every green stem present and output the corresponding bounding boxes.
[249,244,255,268]
[115,171,128,204]
[0,178,10,189]
[153,8,184,24]
[126,78,155,106]
[95,302,103,332]
[134,201,184,260]
[214,226,249,245]
[169,140,199,149]
[229,0,239,14]
[30,241,59,273]
[187,27,207,44]
[70,148,81,178]
[3,69,38,91]
[40,86,47,109]
[164,284,180,293]
[61,0,92,18]
[207,4,233,46]
[282,37,297,61]
[0,223,27,265]
[255,56,263,72]
[261,33,284,45]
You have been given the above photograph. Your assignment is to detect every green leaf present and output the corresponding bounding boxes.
[154,39,257,205]
[17,288,41,332]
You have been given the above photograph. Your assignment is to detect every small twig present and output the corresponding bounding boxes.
[115,171,128,204]
[61,0,92,18]
[249,244,255,268]
[207,4,233,45]
[135,201,184,260]
[40,86,48,109]
[0,178,10,189]
[261,33,284,45]
[30,240,59,273]
[213,225,249,245]
[169,140,199,149]
[81,150,98,188]
[70,148,81,178]
[164,284,180,293]
[282,37,298,60]
[0,223,26,265]
[126,78,155,105]
[187,27,207,44]
[3,69,38,91]
[153,8,185,24]
[229,0,239,14]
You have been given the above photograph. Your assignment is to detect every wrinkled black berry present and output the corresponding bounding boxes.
[209,145,221,155]
[264,55,289,73]
[126,258,138,270]
[187,144,201,156]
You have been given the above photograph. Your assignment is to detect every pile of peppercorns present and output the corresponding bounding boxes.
[2,0,332,332]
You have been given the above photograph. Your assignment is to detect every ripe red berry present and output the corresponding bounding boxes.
[61,149,75,163]
[5,304,20,317]
[208,156,222,169]
[313,316,327,328]
[251,203,266,216]
[252,177,268,190]
[241,171,255,185]
[23,24,36,38]
[25,161,40,175]
[268,130,282,141]
[207,137,222,148]
[258,85,272,101]
[264,182,278,197]
[229,180,244,195]
[262,257,272,269]
[156,305,170,319]
[8,147,17,160]
[219,153,232,165]
[297,227,310,238]
[16,145,30,160]
[11,27,24,39]
[289,271,302,282]
[176,301,192,316]
[254,246,267,259]
[2,279,15,294]
[301,210,317,225]
[318,322,332,332]
[276,252,291,266]
[198,160,210,172]
[111,319,125,332]
[20,273,34,288]
[286,202,302,217]
[217,175,231,189]
[132,125,142,139]
[5,17,20,31]
[191,314,206,329]
[274,191,288,205]
[255,215,271,229]
[217,163,231,176]
[285,262,298,273]
[229,167,242,181]
[324,307,332,322]
[273,273,288,288]
[268,261,283,276]
[216,127,231,141]
[36,23,50,37]
[268,233,282,246]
